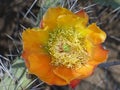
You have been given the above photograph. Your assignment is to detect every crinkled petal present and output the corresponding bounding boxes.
[88,45,108,65]
[22,28,68,85]
[22,28,49,53]
[75,9,89,26]
[42,7,88,30]
[75,64,95,79]
[53,66,80,83]
[42,7,72,29]
[28,53,67,85]
[87,23,106,45]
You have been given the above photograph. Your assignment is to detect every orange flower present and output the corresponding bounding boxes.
[22,7,108,86]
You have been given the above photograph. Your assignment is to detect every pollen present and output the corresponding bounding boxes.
[47,26,89,68]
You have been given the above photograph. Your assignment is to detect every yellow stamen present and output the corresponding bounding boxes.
[47,26,89,68]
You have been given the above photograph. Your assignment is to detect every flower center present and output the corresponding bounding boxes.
[46,26,89,68]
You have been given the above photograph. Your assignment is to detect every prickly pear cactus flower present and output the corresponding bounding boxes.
[22,7,108,86]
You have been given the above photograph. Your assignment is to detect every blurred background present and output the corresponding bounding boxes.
[0,0,120,90]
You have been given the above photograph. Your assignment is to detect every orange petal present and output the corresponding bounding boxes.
[43,7,88,30]
[43,7,72,29]
[28,53,67,85]
[75,9,89,26]
[88,45,108,65]
[53,66,81,83]
[87,23,106,45]
[75,64,95,79]
[22,28,49,53]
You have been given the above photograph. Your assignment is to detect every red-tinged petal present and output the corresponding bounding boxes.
[87,23,106,45]
[22,51,30,69]
[75,9,89,26]
[88,45,108,65]
[70,79,80,89]
[40,19,43,28]
[28,53,67,85]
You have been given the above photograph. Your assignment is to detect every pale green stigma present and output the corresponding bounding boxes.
[47,26,89,68]
[62,44,70,52]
